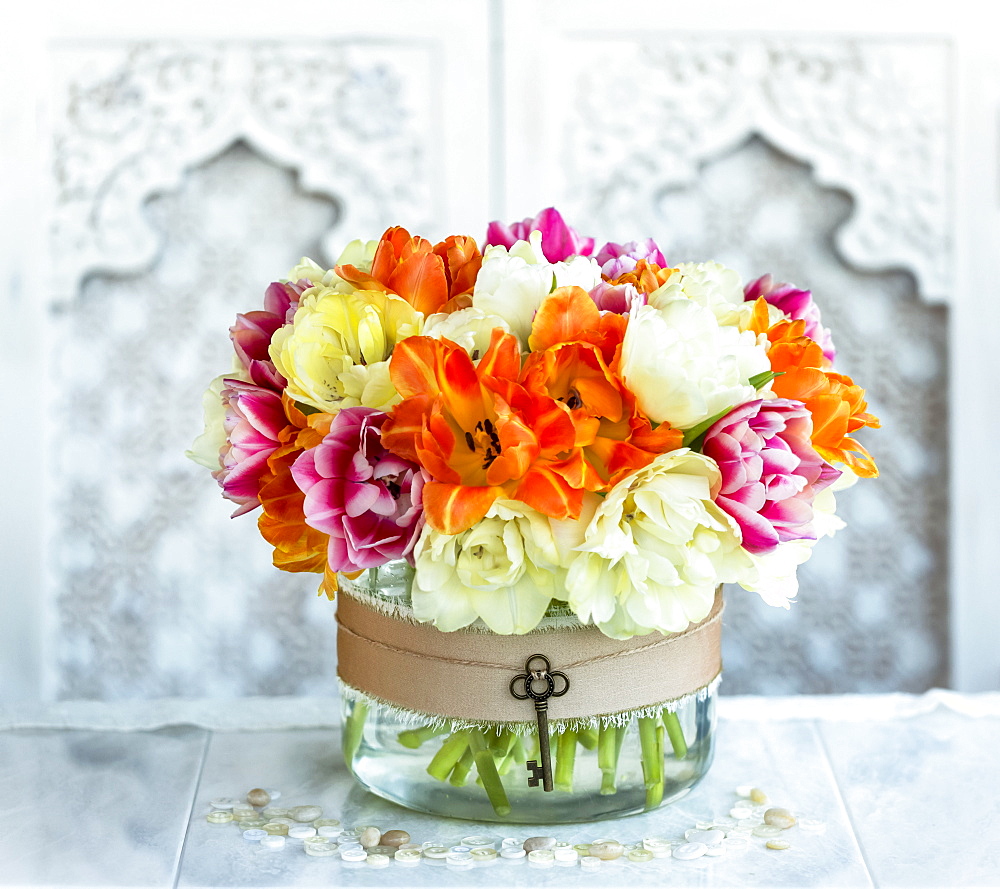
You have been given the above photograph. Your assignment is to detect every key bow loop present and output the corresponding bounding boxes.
[510,654,569,702]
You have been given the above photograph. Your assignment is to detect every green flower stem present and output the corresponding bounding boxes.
[645,723,666,810]
[396,724,447,749]
[499,734,527,776]
[343,699,368,769]
[663,709,688,759]
[598,724,620,795]
[488,728,511,757]
[449,746,476,786]
[577,727,598,750]
[469,729,512,817]
[426,731,470,782]
[554,729,577,792]
[638,716,662,789]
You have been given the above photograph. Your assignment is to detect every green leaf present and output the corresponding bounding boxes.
[681,406,733,449]
[748,370,784,390]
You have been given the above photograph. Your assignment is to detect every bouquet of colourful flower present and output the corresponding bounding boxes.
[189,208,879,641]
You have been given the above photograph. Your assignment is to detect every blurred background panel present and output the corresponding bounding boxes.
[2,0,997,701]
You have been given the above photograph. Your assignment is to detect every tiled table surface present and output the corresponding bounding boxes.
[1,691,998,888]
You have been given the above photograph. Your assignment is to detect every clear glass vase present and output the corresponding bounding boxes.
[338,562,717,824]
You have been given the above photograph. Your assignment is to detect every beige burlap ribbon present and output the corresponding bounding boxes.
[337,589,723,723]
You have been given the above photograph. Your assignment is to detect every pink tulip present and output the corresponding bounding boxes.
[230,280,309,390]
[702,399,841,554]
[595,238,667,279]
[588,280,647,314]
[744,274,835,364]
[215,380,288,516]
[485,207,595,262]
[291,407,425,572]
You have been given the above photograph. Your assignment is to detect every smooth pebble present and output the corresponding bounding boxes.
[290,805,323,822]
[749,787,769,804]
[246,788,270,807]
[764,807,797,829]
[767,839,791,851]
[588,841,624,860]
[381,829,410,847]
[358,827,381,848]
[523,836,556,852]
[673,842,707,860]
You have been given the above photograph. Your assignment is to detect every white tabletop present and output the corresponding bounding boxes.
[2,691,998,888]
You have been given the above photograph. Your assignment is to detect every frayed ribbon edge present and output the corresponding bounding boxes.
[337,672,720,736]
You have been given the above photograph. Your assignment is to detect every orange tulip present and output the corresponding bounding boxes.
[335,227,483,317]
[256,399,333,573]
[747,296,879,476]
[605,259,677,294]
[522,286,682,488]
[382,329,583,534]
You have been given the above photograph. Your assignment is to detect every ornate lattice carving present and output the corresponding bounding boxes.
[656,137,948,693]
[564,37,951,302]
[50,42,435,298]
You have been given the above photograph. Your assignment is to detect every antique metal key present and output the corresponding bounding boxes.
[509,654,569,792]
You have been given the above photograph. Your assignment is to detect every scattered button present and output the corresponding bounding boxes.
[396,848,422,865]
[628,849,654,863]
[752,825,784,838]
[340,848,367,862]
[472,847,498,861]
[500,847,526,860]
[242,829,267,842]
[723,836,749,853]
[766,839,791,851]
[210,797,239,809]
[685,829,724,846]
[305,843,338,857]
[317,826,342,838]
[260,835,285,850]
[447,851,473,866]
[554,847,578,862]
[527,849,554,867]
[673,842,707,860]
[262,807,290,819]
[313,818,340,829]
[422,846,449,859]
[206,811,233,824]
[367,853,391,868]
[580,856,601,870]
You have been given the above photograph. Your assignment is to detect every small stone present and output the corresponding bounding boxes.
[588,841,624,860]
[767,839,791,851]
[749,787,769,805]
[290,805,322,822]
[381,829,410,848]
[246,788,270,807]
[628,849,654,863]
[673,842,707,860]
[764,807,797,829]
[523,836,556,852]
[753,825,784,838]
[358,826,382,848]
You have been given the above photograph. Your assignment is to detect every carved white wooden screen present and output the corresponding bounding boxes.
[2,1,998,699]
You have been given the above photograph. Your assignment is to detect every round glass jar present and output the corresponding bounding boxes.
[337,562,718,824]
